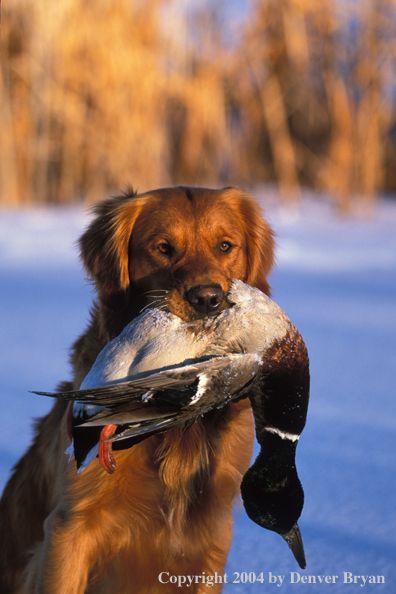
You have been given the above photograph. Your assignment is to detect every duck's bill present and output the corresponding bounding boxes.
[281,524,306,569]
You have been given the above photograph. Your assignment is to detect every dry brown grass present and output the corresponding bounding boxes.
[0,0,395,208]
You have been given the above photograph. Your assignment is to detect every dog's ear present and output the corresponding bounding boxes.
[79,191,146,308]
[244,198,275,295]
[225,189,275,295]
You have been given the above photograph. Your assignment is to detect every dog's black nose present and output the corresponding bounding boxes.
[185,284,224,314]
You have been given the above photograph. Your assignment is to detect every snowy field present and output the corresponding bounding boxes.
[1,194,395,592]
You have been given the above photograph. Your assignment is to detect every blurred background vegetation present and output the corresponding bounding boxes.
[1,0,395,211]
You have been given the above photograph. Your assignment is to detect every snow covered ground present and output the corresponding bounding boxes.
[1,194,395,592]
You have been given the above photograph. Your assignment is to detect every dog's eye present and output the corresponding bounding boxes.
[157,242,173,256]
[219,241,233,253]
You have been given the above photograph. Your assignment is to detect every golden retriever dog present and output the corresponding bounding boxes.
[0,186,274,594]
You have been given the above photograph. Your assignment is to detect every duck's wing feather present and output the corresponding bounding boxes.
[108,353,263,443]
[78,400,181,426]
[32,355,230,405]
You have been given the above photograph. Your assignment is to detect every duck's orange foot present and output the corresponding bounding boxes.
[99,424,118,474]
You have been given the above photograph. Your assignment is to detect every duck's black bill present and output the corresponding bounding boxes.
[282,524,306,569]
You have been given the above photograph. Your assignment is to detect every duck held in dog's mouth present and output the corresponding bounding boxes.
[34,279,310,569]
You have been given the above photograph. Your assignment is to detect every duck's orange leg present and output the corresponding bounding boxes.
[98,424,118,473]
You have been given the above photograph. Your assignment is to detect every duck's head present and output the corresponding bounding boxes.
[241,432,306,569]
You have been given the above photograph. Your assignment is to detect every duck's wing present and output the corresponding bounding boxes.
[68,352,262,468]
[108,352,262,444]
[64,357,225,470]
[32,355,229,405]
[77,352,261,430]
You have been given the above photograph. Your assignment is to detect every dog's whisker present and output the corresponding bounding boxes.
[139,303,155,314]
[145,296,168,300]
[139,298,168,314]
[144,290,169,295]
[155,305,169,312]
[150,298,168,305]
[140,295,168,303]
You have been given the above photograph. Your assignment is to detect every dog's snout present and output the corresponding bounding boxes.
[185,284,224,314]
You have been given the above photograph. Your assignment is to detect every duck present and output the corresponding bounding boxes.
[34,279,310,569]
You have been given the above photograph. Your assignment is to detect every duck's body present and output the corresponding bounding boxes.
[35,280,310,569]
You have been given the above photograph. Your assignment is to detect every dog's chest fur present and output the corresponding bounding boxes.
[66,398,253,592]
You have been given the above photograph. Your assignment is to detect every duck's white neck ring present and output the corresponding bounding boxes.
[264,426,300,442]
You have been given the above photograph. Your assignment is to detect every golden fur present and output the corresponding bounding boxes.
[0,187,274,594]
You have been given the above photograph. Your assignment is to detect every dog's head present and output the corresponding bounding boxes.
[80,186,274,333]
